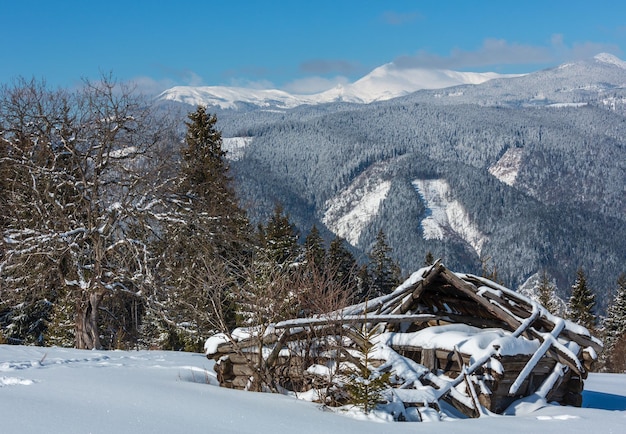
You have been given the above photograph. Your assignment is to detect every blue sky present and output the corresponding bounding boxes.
[1,0,625,95]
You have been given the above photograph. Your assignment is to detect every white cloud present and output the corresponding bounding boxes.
[182,70,204,86]
[282,75,351,94]
[299,59,361,75]
[127,76,176,96]
[227,78,276,90]
[394,36,620,71]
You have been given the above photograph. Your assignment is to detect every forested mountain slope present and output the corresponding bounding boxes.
[158,54,626,311]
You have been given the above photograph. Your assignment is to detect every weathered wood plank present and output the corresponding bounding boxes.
[233,363,256,377]
[421,348,437,371]
[274,313,440,329]
[439,268,521,331]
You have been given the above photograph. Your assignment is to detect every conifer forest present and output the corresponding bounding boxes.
[1,67,625,372]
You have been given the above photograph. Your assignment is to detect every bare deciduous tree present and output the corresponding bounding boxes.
[1,76,173,349]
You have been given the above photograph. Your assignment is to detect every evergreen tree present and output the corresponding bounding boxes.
[567,268,597,331]
[257,204,300,266]
[368,230,401,298]
[304,225,326,270]
[158,106,251,348]
[537,270,559,315]
[45,288,76,347]
[327,236,358,288]
[424,251,435,267]
[604,274,626,369]
[342,322,391,413]
[179,105,250,258]
[356,264,373,302]
[233,206,301,327]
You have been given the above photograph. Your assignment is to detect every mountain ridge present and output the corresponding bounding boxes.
[158,53,626,311]
[156,62,521,109]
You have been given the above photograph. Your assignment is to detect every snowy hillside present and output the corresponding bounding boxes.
[2,345,625,434]
[412,179,488,256]
[157,63,517,109]
[219,52,626,300]
[222,136,253,161]
[489,147,524,186]
[593,52,626,69]
[414,52,626,109]
[322,165,391,245]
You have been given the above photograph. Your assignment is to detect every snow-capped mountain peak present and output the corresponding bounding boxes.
[157,63,519,109]
[157,86,305,110]
[594,52,626,69]
[156,53,626,110]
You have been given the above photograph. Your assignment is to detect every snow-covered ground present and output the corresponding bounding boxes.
[222,136,253,161]
[1,345,625,433]
[489,147,524,186]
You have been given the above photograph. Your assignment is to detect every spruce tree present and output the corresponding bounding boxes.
[424,251,435,267]
[356,264,373,302]
[179,105,250,258]
[342,322,391,413]
[604,274,626,366]
[567,267,597,331]
[234,206,301,327]
[368,230,401,298]
[304,225,326,270]
[327,236,358,288]
[537,270,559,315]
[46,288,75,347]
[158,106,251,347]
[257,204,300,266]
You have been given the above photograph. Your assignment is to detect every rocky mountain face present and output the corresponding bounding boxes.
[157,54,626,311]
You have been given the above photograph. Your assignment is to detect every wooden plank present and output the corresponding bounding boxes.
[265,329,291,367]
[421,348,437,371]
[274,313,440,329]
[232,375,253,389]
[454,347,481,415]
[233,363,256,377]
[228,353,259,365]
[439,268,521,331]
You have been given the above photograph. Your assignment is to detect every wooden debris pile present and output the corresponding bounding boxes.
[205,262,602,418]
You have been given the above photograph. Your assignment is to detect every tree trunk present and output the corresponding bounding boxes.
[75,292,104,349]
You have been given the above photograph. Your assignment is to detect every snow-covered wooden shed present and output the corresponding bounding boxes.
[205,262,602,418]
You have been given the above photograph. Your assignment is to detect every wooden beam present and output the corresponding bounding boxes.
[439,268,521,331]
[391,261,445,315]
[274,313,440,329]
